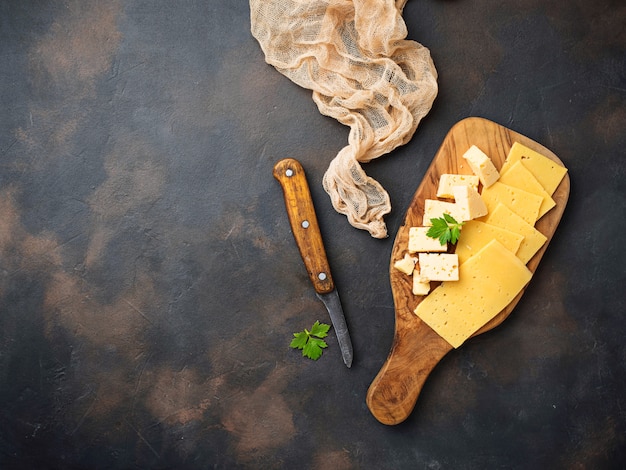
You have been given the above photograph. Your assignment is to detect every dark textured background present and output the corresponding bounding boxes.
[1,1,625,468]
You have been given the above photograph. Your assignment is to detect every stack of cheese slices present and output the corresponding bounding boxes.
[393,142,568,348]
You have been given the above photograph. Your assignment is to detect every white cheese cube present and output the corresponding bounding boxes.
[423,199,466,226]
[462,145,500,188]
[452,185,488,220]
[418,253,459,282]
[436,174,480,199]
[408,227,447,253]
[412,270,431,296]
[393,253,417,275]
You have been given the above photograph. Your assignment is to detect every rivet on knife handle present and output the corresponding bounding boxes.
[273,158,334,295]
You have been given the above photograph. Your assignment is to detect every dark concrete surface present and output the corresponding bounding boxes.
[1,1,624,468]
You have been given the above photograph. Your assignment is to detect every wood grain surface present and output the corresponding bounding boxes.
[366,117,571,425]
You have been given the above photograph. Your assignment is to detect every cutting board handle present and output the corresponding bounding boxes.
[366,320,453,425]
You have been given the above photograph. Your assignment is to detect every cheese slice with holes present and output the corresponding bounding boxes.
[479,181,543,224]
[414,240,532,348]
[501,142,567,195]
[455,219,524,264]
[499,161,556,219]
[484,203,547,264]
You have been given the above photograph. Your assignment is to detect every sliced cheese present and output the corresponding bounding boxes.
[394,253,417,275]
[414,240,532,348]
[455,219,524,264]
[423,199,466,226]
[436,174,480,199]
[479,181,543,224]
[501,142,567,195]
[453,185,487,220]
[484,203,547,264]
[462,145,500,188]
[418,253,459,281]
[408,227,447,253]
[499,161,555,219]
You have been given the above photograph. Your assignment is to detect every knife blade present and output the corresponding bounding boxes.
[273,158,354,368]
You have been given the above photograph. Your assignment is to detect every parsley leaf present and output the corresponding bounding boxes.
[303,337,327,360]
[290,321,330,360]
[426,213,464,245]
[309,321,330,338]
[289,331,309,350]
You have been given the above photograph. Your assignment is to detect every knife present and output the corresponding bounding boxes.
[273,158,354,368]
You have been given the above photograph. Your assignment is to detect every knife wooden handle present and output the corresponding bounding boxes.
[273,158,334,295]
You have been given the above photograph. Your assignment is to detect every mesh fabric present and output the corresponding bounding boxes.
[250,0,438,238]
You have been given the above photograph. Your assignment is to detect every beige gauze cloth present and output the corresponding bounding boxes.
[250,0,438,238]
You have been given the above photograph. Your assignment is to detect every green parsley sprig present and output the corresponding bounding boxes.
[290,321,330,360]
[426,213,464,245]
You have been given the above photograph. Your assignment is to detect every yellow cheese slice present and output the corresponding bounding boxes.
[499,161,556,219]
[455,219,524,264]
[479,181,543,224]
[501,142,568,195]
[484,203,547,264]
[414,240,532,348]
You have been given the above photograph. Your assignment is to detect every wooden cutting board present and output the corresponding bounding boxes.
[366,117,570,425]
